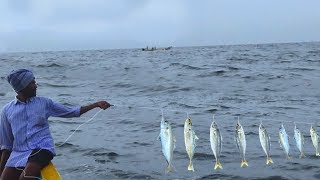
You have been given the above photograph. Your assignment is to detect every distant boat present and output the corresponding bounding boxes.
[142,46,173,51]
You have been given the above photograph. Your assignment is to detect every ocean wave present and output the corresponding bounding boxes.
[169,62,206,70]
[227,66,240,71]
[109,169,153,179]
[41,82,80,88]
[36,63,64,68]
[227,56,245,61]
[197,70,227,77]
[131,141,153,147]
[167,102,198,110]
[70,129,83,133]
[286,67,316,71]
[113,82,133,88]
[57,93,72,97]
[204,108,218,113]
[55,142,75,148]
[251,176,290,180]
[197,173,248,180]
[137,85,178,94]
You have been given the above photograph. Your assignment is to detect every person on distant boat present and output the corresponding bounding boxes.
[0,69,111,180]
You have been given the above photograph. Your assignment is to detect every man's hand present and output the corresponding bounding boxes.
[95,101,111,110]
[80,101,112,115]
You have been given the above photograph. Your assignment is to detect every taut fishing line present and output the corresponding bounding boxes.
[112,104,317,125]
[17,108,105,180]
[15,103,318,179]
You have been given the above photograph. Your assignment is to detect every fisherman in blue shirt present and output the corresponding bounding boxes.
[0,69,111,180]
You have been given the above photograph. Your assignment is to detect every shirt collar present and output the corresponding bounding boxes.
[14,96,35,104]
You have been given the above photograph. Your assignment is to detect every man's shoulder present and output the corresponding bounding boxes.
[30,97,53,107]
[1,100,16,114]
[33,96,52,102]
[2,99,16,109]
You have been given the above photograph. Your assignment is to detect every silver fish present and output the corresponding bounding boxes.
[235,120,248,167]
[158,114,175,173]
[259,122,273,164]
[279,124,291,160]
[310,126,320,156]
[210,115,223,169]
[184,115,199,171]
[294,124,305,158]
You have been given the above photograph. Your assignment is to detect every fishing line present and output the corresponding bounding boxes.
[15,108,105,180]
[15,104,317,179]
[112,104,191,114]
[56,109,104,147]
[112,104,318,126]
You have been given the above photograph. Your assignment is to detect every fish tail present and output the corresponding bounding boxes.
[266,157,274,164]
[240,160,248,167]
[214,161,223,170]
[166,164,174,173]
[286,155,291,160]
[188,160,194,171]
[299,152,305,158]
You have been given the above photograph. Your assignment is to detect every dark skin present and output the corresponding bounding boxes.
[0,79,111,180]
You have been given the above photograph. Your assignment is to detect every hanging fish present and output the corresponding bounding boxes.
[158,113,175,173]
[259,122,273,164]
[310,125,320,156]
[235,119,248,167]
[184,115,199,171]
[210,115,223,170]
[293,124,305,158]
[279,124,291,160]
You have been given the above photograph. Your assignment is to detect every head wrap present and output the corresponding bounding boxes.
[7,69,35,92]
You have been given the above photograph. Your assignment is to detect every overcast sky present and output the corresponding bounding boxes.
[1,0,320,52]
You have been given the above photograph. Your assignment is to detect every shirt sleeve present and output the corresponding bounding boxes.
[0,107,14,151]
[47,99,81,118]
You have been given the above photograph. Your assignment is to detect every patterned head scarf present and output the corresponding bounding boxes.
[7,69,35,92]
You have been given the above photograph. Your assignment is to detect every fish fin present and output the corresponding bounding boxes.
[157,134,161,141]
[240,160,248,167]
[266,157,274,164]
[316,152,320,156]
[279,139,283,149]
[214,162,223,170]
[165,164,174,173]
[195,135,199,140]
[188,161,194,171]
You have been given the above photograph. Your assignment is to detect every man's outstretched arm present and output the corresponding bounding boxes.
[80,101,111,115]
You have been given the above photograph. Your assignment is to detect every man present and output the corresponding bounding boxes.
[0,69,111,180]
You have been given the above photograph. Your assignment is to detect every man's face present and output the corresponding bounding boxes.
[20,79,37,98]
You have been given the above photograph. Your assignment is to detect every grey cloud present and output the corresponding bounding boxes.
[1,0,320,52]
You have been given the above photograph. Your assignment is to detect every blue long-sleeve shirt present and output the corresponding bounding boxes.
[0,96,80,167]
